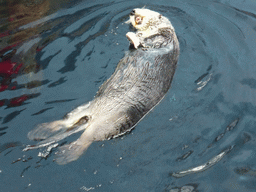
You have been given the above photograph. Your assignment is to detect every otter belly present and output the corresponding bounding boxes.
[91,47,178,139]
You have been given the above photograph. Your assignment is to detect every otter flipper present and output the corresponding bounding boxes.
[24,124,89,151]
[55,128,94,165]
[28,102,92,141]
[28,120,69,141]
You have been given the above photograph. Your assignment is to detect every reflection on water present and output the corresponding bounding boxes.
[0,0,71,108]
[0,0,256,191]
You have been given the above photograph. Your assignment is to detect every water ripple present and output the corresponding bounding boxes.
[0,1,256,191]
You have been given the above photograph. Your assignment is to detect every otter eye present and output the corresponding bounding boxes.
[130,10,135,16]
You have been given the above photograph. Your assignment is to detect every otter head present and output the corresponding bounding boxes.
[126,8,163,32]
[126,8,175,49]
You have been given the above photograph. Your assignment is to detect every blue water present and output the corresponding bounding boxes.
[1,0,256,191]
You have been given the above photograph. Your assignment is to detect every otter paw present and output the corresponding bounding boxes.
[126,32,140,49]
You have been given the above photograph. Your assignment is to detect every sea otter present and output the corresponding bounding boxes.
[26,8,180,165]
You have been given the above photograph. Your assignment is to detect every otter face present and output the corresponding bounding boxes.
[126,8,162,31]
[126,8,174,48]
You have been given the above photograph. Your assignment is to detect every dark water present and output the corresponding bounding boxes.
[0,0,256,191]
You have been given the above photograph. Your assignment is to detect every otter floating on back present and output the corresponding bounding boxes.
[25,8,180,165]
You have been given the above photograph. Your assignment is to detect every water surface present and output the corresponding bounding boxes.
[0,0,256,191]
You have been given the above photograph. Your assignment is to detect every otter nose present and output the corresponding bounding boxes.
[130,10,135,16]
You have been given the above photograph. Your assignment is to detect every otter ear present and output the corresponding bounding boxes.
[159,14,162,19]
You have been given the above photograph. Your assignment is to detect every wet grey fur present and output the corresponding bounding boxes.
[95,28,180,138]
